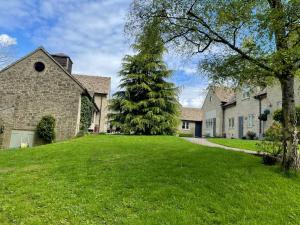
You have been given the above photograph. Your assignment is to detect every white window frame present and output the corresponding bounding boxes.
[182,121,190,130]
[242,86,251,99]
[228,117,235,129]
[248,114,254,127]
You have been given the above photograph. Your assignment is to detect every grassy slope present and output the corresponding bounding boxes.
[0,135,300,224]
[208,138,261,151]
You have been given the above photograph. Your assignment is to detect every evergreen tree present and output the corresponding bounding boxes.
[109,19,179,135]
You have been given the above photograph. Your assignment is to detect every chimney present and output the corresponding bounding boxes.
[51,53,73,74]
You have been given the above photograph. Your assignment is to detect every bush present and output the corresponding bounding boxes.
[262,155,278,166]
[178,133,193,138]
[256,122,283,165]
[264,122,283,142]
[37,115,56,143]
[246,131,256,140]
[273,105,300,125]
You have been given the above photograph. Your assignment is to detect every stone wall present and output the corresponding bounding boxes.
[178,121,196,136]
[0,49,83,148]
[0,107,14,148]
[224,90,261,138]
[223,80,300,139]
[202,89,223,137]
[94,94,109,133]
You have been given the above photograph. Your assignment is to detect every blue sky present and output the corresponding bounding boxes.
[0,0,208,107]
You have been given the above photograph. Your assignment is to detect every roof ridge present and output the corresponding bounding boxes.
[73,73,111,79]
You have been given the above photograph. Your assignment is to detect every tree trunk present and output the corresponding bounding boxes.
[280,75,300,170]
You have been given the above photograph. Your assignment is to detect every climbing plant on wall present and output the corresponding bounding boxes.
[80,96,94,132]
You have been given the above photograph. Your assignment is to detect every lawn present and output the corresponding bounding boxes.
[0,135,300,224]
[208,138,261,151]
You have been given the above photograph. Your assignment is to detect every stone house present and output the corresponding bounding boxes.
[201,86,234,137]
[178,107,203,137]
[0,47,110,149]
[201,81,300,138]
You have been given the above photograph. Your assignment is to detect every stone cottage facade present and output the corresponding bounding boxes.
[202,81,300,138]
[178,107,203,137]
[74,75,111,133]
[201,86,234,137]
[0,47,110,149]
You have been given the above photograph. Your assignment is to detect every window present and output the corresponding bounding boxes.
[242,86,251,99]
[182,121,189,130]
[248,114,255,127]
[209,96,212,102]
[205,118,216,128]
[228,117,235,128]
[34,62,45,72]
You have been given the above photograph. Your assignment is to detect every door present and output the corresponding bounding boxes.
[212,118,216,137]
[195,122,202,138]
[9,130,35,148]
[238,117,244,138]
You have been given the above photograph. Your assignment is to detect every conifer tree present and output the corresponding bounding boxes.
[109,19,179,135]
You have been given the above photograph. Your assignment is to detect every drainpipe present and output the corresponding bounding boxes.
[98,95,103,133]
[222,107,225,137]
[259,98,262,139]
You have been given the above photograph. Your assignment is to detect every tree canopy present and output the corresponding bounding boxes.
[127,0,300,170]
[109,19,180,135]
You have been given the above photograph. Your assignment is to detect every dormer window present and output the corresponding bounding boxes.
[242,86,251,99]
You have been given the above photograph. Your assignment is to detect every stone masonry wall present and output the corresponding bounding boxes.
[0,107,14,148]
[178,121,196,136]
[0,49,83,148]
[202,89,223,137]
[94,94,108,133]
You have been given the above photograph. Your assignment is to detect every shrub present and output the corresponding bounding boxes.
[37,115,56,143]
[178,133,193,138]
[256,122,283,165]
[264,122,283,142]
[262,155,278,166]
[273,105,300,125]
[246,131,256,140]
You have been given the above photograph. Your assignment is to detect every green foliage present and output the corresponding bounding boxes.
[127,0,300,170]
[109,19,180,135]
[80,96,94,132]
[273,106,300,125]
[256,122,283,159]
[128,1,300,86]
[178,133,193,138]
[37,115,56,143]
[246,131,256,140]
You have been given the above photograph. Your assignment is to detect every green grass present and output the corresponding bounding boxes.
[0,135,300,224]
[208,138,261,151]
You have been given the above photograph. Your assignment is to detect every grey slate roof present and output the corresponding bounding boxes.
[73,74,111,95]
[180,107,203,122]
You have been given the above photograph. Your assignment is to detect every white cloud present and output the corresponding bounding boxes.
[30,0,131,93]
[0,34,17,47]
[0,0,209,107]
[179,85,207,108]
